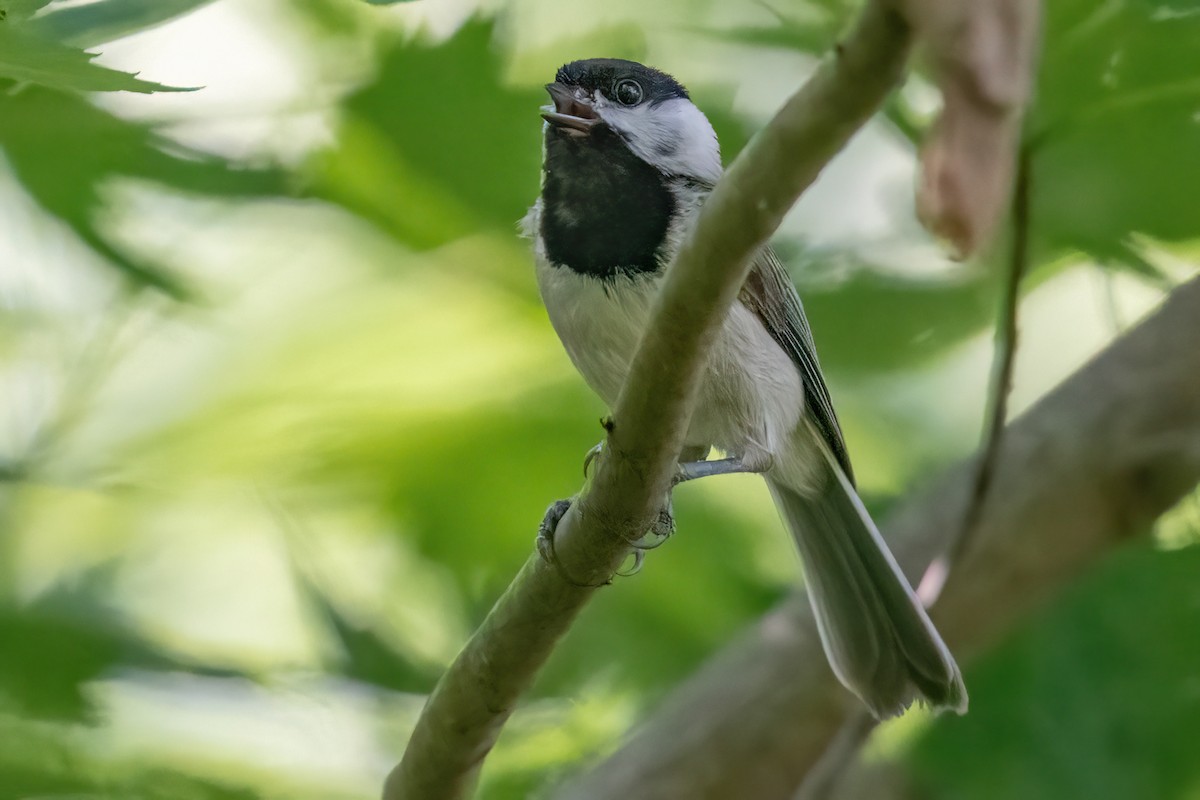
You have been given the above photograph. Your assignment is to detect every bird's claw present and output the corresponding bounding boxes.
[614,548,645,577]
[652,505,676,537]
[536,498,573,560]
[613,504,671,573]
[583,442,604,478]
[626,504,675,550]
[536,498,612,588]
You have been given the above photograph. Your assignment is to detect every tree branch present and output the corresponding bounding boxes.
[382,4,914,799]
[555,275,1200,799]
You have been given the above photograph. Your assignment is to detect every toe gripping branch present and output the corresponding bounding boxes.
[536,435,762,588]
[536,437,678,588]
[536,497,609,588]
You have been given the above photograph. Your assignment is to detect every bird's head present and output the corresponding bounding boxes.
[541,58,721,185]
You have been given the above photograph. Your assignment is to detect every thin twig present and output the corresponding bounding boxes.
[382,5,914,798]
[950,145,1033,569]
[918,145,1033,607]
[792,710,878,800]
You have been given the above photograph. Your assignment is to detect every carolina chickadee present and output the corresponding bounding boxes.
[524,58,966,719]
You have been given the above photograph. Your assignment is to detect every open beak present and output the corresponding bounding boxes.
[541,82,600,134]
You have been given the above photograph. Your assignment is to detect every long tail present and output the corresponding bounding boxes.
[766,440,967,719]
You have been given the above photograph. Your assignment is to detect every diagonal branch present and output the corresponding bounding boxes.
[554,275,1200,800]
[382,3,914,798]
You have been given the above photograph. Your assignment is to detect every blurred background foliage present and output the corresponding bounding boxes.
[0,0,1198,798]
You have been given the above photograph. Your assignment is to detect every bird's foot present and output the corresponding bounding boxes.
[536,498,573,558]
[625,501,675,551]
[612,502,675,576]
[536,498,613,588]
[536,493,674,583]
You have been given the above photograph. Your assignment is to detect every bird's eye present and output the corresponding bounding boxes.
[614,79,643,106]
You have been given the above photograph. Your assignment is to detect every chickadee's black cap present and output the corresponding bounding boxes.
[554,58,689,103]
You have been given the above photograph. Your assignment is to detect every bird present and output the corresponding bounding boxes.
[522,58,967,719]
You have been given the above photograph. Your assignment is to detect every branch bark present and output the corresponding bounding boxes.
[382,4,913,798]
[554,275,1200,800]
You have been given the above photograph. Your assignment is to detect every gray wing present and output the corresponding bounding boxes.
[739,248,855,485]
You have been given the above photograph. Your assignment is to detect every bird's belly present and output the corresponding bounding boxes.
[536,264,804,465]
[688,302,805,466]
[537,266,656,408]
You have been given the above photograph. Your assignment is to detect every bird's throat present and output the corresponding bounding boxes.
[540,126,674,279]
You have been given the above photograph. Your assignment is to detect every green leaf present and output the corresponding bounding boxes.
[696,88,753,166]
[0,576,253,722]
[0,716,262,800]
[314,17,545,250]
[691,0,861,56]
[689,18,838,55]
[796,268,998,373]
[0,88,287,295]
[0,719,96,799]
[26,0,219,49]
[914,542,1200,800]
[292,566,441,693]
[0,0,53,23]
[0,607,124,720]
[1030,0,1200,269]
[0,24,192,93]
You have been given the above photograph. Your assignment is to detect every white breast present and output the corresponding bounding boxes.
[535,262,658,409]
[533,256,805,470]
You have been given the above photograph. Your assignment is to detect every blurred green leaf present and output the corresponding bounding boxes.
[0,599,178,722]
[0,0,52,23]
[0,606,127,721]
[696,90,753,166]
[695,23,831,53]
[0,716,262,800]
[0,578,249,722]
[293,566,441,693]
[0,88,287,295]
[110,770,263,800]
[26,0,219,49]
[797,269,997,373]
[1030,1,1200,270]
[914,542,1200,800]
[507,23,648,81]
[0,24,192,92]
[688,3,845,56]
[0,717,98,799]
[315,17,544,250]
